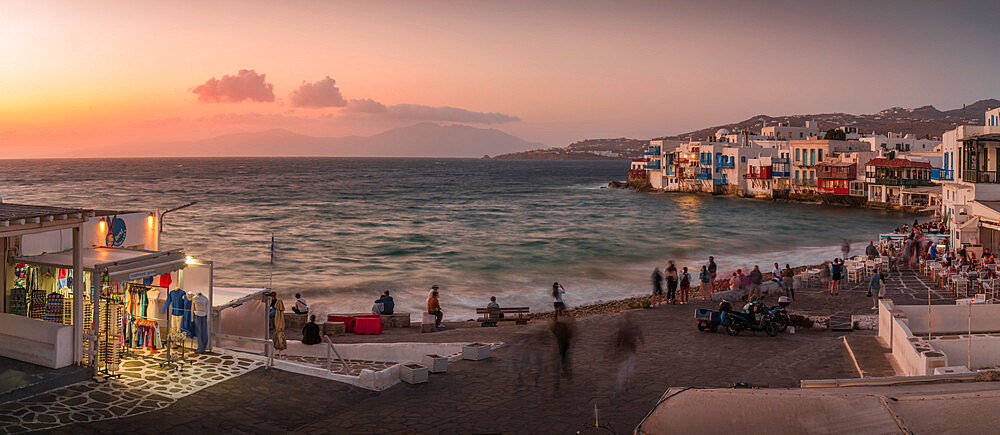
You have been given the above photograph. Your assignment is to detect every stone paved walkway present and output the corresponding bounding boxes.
[14,267,963,433]
[57,302,858,434]
[0,352,260,433]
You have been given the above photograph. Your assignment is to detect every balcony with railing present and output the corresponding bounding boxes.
[645,161,661,170]
[930,168,953,181]
[745,166,772,179]
[695,169,712,180]
[815,163,856,180]
[871,177,932,187]
[715,157,735,169]
[962,170,1000,183]
[772,157,789,164]
[643,146,661,156]
[713,176,728,185]
[699,155,713,166]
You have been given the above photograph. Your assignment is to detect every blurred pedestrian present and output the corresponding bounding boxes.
[612,312,643,392]
[869,269,886,310]
[749,266,763,299]
[818,261,831,294]
[841,239,851,260]
[651,267,664,298]
[550,316,575,385]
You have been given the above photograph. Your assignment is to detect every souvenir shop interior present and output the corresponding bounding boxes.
[3,248,215,377]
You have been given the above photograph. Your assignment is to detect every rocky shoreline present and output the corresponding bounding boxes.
[524,263,832,326]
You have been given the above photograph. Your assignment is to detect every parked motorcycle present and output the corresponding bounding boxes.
[720,300,778,337]
[760,296,791,332]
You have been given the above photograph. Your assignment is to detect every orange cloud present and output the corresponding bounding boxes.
[192,69,275,103]
[289,76,347,108]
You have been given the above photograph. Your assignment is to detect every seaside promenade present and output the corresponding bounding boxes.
[43,268,970,434]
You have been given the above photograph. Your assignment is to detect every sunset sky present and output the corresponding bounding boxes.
[2,0,999,156]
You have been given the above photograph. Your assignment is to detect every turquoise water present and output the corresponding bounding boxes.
[0,158,916,318]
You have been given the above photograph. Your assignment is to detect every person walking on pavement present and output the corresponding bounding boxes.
[612,312,643,392]
[869,269,886,310]
[841,239,851,260]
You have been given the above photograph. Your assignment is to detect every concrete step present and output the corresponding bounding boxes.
[829,314,853,331]
[843,335,897,378]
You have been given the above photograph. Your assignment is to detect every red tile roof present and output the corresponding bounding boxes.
[865,158,932,168]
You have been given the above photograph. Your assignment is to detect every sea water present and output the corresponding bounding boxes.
[0,158,915,319]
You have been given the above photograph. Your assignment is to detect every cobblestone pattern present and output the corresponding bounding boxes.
[0,352,261,433]
[276,355,396,376]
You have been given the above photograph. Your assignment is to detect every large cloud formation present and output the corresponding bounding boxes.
[344,99,519,124]
[192,69,275,103]
[288,76,347,108]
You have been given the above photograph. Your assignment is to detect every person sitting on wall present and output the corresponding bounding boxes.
[301,315,322,345]
[428,290,444,329]
[373,290,394,315]
[292,293,308,315]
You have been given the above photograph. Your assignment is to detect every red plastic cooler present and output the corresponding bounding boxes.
[353,314,382,335]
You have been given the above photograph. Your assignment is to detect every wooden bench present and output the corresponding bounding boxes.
[476,307,530,327]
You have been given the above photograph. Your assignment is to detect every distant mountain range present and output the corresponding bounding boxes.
[494,98,1000,160]
[105,122,541,158]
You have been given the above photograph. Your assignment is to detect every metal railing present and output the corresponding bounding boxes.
[874,177,933,186]
[962,170,999,183]
[931,168,953,181]
[325,335,351,373]
[715,161,735,169]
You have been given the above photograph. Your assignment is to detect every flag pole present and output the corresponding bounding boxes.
[269,232,274,290]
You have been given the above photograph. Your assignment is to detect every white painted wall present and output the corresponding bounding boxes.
[21,212,158,256]
[0,313,73,368]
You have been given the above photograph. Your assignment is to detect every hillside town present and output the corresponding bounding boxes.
[627,106,1000,251]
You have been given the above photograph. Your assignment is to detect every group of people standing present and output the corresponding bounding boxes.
[650,261,692,304]
[652,256,719,303]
